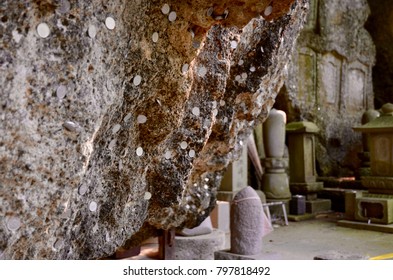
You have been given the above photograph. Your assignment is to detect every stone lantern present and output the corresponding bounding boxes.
[352,103,393,224]
[286,121,329,213]
[286,121,322,197]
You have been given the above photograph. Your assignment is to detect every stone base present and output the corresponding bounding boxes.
[290,182,323,195]
[288,213,316,222]
[337,220,393,233]
[306,199,331,214]
[214,250,282,260]
[210,201,230,233]
[314,253,367,260]
[354,196,393,224]
[361,176,393,195]
[217,191,236,202]
[174,229,226,260]
[318,177,366,190]
[318,188,347,212]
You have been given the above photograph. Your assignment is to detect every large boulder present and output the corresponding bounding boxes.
[0,0,308,259]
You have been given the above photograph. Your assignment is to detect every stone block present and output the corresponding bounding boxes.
[214,250,282,260]
[290,195,306,215]
[174,230,226,260]
[306,199,331,214]
[355,197,393,224]
[210,201,230,233]
[314,253,367,260]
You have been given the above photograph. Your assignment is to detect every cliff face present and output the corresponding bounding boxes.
[0,0,307,259]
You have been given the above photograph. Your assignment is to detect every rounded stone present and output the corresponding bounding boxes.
[161,4,170,14]
[37,23,50,38]
[137,114,147,124]
[230,186,263,255]
[264,5,273,16]
[241,73,248,79]
[212,101,217,109]
[7,216,21,231]
[250,66,256,72]
[180,141,188,149]
[56,85,67,99]
[112,124,121,134]
[105,17,116,30]
[133,75,142,86]
[189,149,195,158]
[88,25,97,38]
[89,201,98,212]
[136,147,144,156]
[192,107,200,116]
[219,100,225,107]
[152,32,159,43]
[213,109,218,116]
[168,11,177,22]
[238,59,244,66]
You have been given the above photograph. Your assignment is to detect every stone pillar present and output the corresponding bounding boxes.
[218,143,248,201]
[261,109,291,200]
[357,109,381,178]
[286,121,323,199]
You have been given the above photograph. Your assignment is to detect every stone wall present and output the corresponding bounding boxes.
[275,0,376,176]
[0,0,308,259]
[365,0,393,108]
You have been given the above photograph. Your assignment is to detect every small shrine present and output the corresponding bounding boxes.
[351,103,393,225]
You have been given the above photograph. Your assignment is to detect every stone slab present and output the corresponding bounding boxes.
[314,253,367,260]
[337,220,393,234]
[210,201,230,233]
[306,199,331,214]
[174,229,226,260]
[287,213,316,222]
[290,182,323,194]
[214,250,282,260]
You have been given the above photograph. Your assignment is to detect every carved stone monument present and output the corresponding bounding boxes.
[218,144,248,201]
[278,0,376,177]
[261,109,291,200]
[352,103,393,225]
[357,109,381,178]
[286,121,330,213]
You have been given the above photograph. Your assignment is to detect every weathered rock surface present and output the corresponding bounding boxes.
[365,0,393,108]
[0,0,308,259]
[275,0,376,176]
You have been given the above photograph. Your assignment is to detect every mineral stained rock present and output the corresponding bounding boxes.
[0,0,308,259]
